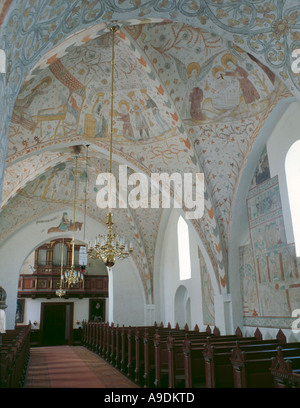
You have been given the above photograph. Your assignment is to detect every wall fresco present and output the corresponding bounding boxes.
[240,164,300,326]
[199,248,215,326]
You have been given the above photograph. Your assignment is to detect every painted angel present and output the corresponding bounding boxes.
[174,54,216,121]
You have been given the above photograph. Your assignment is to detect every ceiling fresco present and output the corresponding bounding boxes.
[0,1,297,302]
[6,23,287,159]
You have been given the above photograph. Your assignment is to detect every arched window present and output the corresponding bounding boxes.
[177,216,191,280]
[0,49,6,74]
[285,140,300,256]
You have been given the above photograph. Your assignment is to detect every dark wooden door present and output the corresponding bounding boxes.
[41,303,73,346]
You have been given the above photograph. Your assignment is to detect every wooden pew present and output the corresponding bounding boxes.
[183,336,206,388]
[91,322,97,352]
[129,324,162,380]
[114,324,122,368]
[167,334,187,388]
[231,342,300,388]
[81,320,300,390]
[167,327,250,388]
[156,327,234,388]
[111,324,158,372]
[87,321,93,350]
[202,328,288,388]
[181,328,288,388]
[270,347,300,388]
[111,322,166,385]
[101,322,107,358]
[143,328,157,388]
[134,323,175,386]
[142,325,228,388]
[109,323,117,365]
[82,320,212,384]
[99,322,106,356]
[105,322,113,361]
[120,325,134,373]
[120,325,152,374]
[134,324,167,385]
[95,322,101,355]
[127,326,136,378]
[142,325,182,388]
[153,331,170,388]
[0,324,31,388]
[134,327,145,384]
[181,327,245,388]
[142,325,210,388]
[124,324,163,378]
[84,321,100,354]
[135,324,197,387]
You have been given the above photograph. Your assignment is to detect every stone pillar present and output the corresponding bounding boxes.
[144,304,155,326]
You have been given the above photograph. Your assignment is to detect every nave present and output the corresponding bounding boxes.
[2,322,300,389]
[1,2,300,392]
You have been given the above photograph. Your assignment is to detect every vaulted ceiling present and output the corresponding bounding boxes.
[0,1,298,302]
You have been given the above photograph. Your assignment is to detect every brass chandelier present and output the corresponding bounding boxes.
[87,25,133,269]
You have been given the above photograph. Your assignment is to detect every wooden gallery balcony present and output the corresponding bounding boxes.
[18,270,108,299]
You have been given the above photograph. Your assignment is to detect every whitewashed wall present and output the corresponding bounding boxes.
[0,208,145,329]
[23,298,96,329]
[109,257,145,327]
[154,209,211,330]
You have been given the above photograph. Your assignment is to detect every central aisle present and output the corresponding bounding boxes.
[24,346,139,388]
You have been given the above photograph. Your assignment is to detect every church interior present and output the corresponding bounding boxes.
[1,0,300,389]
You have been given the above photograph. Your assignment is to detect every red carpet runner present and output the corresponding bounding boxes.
[24,346,139,388]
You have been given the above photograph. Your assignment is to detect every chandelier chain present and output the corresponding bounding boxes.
[88,25,133,269]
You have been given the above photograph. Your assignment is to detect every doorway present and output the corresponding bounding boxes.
[40,303,73,346]
[174,285,191,329]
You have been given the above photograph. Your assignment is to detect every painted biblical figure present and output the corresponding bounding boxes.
[94,98,109,138]
[116,100,135,141]
[58,212,70,232]
[189,86,205,121]
[141,90,170,133]
[128,92,150,141]
[182,62,205,121]
[222,54,260,105]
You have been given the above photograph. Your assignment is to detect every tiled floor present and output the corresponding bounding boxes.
[24,346,139,388]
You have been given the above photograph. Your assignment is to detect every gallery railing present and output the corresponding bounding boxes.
[18,273,108,298]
